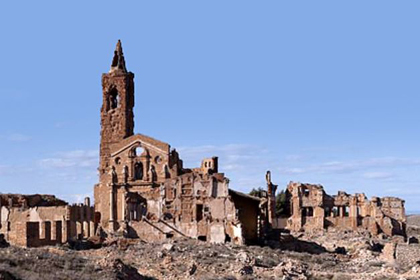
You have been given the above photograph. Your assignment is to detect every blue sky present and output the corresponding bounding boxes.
[0,1,419,212]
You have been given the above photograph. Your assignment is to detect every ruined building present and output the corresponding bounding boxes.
[0,194,95,247]
[0,41,406,247]
[93,41,274,244]
[282,182,406,236]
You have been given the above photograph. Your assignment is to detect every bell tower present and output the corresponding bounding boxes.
[99,40,135,181]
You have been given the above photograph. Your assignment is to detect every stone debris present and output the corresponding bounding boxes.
[112,259,145,280]
[274,260,308,280]
[0,270,20,280]
[381,242,397,262]
[0,229,417,279]
[188,262,197,276]
[236,251,253,265]
[162,243,174,252]
[238,265,253,275]
[407,236,419,244]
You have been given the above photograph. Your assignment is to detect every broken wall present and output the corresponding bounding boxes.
[284,182,406,237]
[0,200,95,247]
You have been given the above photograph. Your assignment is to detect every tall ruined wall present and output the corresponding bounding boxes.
[229,190,260,244]
[159,169,243,244]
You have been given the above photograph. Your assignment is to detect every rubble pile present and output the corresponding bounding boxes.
[0,216,417,279]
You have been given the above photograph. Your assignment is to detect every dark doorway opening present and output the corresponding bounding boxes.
[196,204,203,221]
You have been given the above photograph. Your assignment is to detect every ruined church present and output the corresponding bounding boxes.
[0,41,407,247]
[93,40,275,244]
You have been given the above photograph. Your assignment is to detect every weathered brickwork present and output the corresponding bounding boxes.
[0,195,95,247]
[93,41,273,245]
[283,182,406,237]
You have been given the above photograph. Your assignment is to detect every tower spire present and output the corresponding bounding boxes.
[110,40,127,74]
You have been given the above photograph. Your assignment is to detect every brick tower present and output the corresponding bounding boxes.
[99,40,135,181]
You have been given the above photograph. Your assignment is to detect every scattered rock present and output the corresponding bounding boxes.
[156,251,165,258]
[87,235,104,248]
[391,235,405,244]
[238,265,253,275]
[236,251,252,264]
[407,236,419,244]
[0,271,20,280]
[0,232,415,279]
[117,238,136,251]
[274,260,308,280]
[188,263,197,275]
[368,240,383,252]
[162,243,174,252]
[412,265,419,274]
[380,242,397,262]
[112,259,144,280]
[334,246,347,255]
[162,255,172,265]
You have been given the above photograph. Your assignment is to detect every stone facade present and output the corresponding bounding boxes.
[93,41,273,245]
[0,195,95,247]
[284,182,406,236]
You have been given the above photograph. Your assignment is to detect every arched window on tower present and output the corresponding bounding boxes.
[108,87,119,110]
[134,162,143,180]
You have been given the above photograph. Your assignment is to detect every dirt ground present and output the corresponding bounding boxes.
[0,216,419,280]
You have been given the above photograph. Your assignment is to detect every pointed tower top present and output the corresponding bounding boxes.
[110,40,127,74]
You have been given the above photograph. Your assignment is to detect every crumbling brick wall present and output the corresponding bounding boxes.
[0,195,96,247]
[284,182,406,237]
